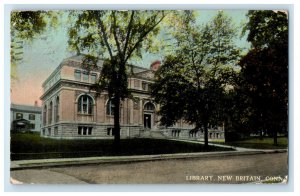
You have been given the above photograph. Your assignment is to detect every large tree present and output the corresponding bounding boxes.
[239,10,288,145]
[151,11,241,148]
[68,10,166,148]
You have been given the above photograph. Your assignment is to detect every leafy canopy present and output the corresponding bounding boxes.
[152,11,241,129]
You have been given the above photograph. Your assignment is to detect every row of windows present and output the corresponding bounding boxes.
[77,95,116,116]
[74,70,97,83]
[134,80,150,91]
[171,130,181,137]
[43,126,117,137]
[43,97,59,125]
[16,113,36,120]
[43,94,155,124]
[78,126,93,135]
[77,96,155,116]
[42,127,59,136]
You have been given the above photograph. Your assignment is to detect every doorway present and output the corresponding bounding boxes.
[144,114,151,129]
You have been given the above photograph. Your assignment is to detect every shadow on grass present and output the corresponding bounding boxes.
[211,137,288,149]
[11,133,234,160]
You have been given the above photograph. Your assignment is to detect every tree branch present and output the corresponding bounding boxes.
[125,12,166,63]
[97,12,113,59]
[123,11,135,58]
[112,11,123,61]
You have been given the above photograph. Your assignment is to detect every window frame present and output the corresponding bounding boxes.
[144,102,155,111]
[78,126,92,136]
[90,73,97,83]
[16,113,23,119]
[82,71,89,82]
[142,82,148,91]
[77,94,93,115]
[29,114,35,120]
[106,99,115,116]
[74,70,81,81]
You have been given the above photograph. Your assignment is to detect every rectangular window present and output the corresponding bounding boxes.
[74,70,81,81]
[142,82,148,91]
[16,113,23,119]
[83,127,87,135]
[112,128,115,136]
[134,80,140,88]
[29,114,35,120]
[106,128,115,136]
[54,127,58,135]
[83,71,89,81]
[48,128,51,136]
[88,127,92,135]
[78,126,82,135]
[90,73,97,83]
[30,124,35,129]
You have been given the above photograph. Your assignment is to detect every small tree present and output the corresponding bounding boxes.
[151,11,241,148]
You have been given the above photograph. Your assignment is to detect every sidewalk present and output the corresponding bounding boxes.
[169,138,288,152]
[10,140,287,170]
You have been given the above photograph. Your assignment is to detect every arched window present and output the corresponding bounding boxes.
[78,95,93,114]
[55,96,60,122]
[43,105,47,125]
[144,102,155,111]
[106,99,115,116]
[48,101,53,124]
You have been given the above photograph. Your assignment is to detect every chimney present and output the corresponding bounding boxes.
[34,101,38,107]
[150,60,161,71]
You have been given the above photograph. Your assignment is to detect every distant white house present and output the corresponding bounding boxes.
[10,103,42,132]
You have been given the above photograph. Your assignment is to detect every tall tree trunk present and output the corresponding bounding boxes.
[113,95,121,149]
[112,62,126,150]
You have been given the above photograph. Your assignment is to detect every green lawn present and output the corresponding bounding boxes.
[211,137,288,149]
[11,133,234,160]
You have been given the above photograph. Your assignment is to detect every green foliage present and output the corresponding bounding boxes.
[151,11,241,147]
[239,11,288,144]
[10,11,61,78]
[68,10,167,147]
[243,10,288,49]
[68,10,166,61]
[11,11,47,39]
[68,10,167,99]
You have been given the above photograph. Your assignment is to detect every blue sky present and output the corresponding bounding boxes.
[11,10,251,106]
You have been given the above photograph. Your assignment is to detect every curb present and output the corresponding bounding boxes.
[10,149,287,170]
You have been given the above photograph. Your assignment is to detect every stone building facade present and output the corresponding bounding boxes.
[40,55,224,140]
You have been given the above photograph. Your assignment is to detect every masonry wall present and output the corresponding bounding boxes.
[60,89,76,122]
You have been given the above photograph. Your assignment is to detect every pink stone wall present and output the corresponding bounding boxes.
[60,89,75,121]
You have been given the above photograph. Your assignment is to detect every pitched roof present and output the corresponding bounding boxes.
[11,104,42,113]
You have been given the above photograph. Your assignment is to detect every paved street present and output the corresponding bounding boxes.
[10,152,288,184]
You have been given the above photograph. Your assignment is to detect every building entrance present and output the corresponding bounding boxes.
[144,114,151,129]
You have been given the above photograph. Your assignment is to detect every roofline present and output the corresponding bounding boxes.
[42,55,152,86]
